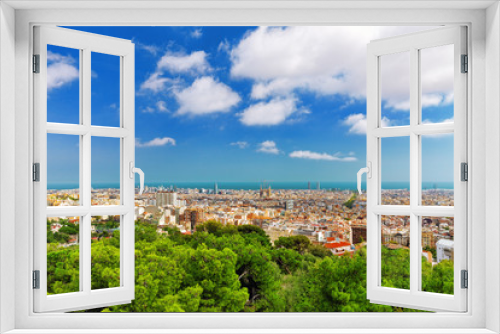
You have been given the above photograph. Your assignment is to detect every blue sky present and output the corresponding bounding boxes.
[46,26,454,186]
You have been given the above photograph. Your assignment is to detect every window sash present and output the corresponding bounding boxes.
[32,25,136,313]
[366,26,468,312]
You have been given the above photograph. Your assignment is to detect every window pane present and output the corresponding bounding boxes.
[381,137,410,205]
[47,45,80,124]
[91,215,121,290]
[421,134,454,206]
[381,215,410,290]
[91,137,121,205]
[91,52,121,127]
[380,51,410,127]
[47,216,80,295]
[47,134,80,207]
[420,45,454,124]
[421,216,454,295]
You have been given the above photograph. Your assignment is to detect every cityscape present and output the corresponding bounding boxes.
[46,183,455,312]
[47,184,454,260]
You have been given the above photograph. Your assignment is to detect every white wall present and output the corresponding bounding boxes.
[0,2,16,333]
[485,3,500,333]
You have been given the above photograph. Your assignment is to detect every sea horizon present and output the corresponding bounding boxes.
[47,181,454,191]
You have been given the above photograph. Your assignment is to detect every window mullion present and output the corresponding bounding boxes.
[409,47,420,294]
[82,47,92,294]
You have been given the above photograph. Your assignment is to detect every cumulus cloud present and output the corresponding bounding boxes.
[239,98,299,126]
[135,41,161,56]
[156,101,169,112]
[136,137,176,148]
[218,39,230,54]
[157,51,209,74]
[142,106,155,113]
[140,51,210,94]
[230,26,451,110]
[289,150,357,162]
[231,141,249,149]
[342,113,391,135]
[191,28,203,39]
[174,76,241,116]
[257,141,280,154]
[47,51,79,91]
[140,72,177,93]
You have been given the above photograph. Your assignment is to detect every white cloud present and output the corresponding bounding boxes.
[231,141,249,149]
[158,51,209,74]
[175,76,241,116]
[239,98,298,126]
[142,106,155,113]
[139,51,210,94]
[47,51,79,91]
[422,117,454,125]
[136,42,161,56]
[47,51,74,63]
[140,72,176,93]
[342,113,391,135]
[218,39,230,54]
[156,101,169,112]
[191,28,203,39]
[257,140,280,154]
[230,26,451,110]
[136,137,176,148]
[289,150,357,162]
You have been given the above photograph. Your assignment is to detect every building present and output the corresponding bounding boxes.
[156,192,178,207]
[285,200,294,211]
[422,230,434,248]
[180,208,205,231]
[351,225,367,244]
[214,183,218,194]
[324,241,353,256]
[436,239,454,263]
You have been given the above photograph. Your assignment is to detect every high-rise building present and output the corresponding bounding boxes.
[286,200,294,211]
[308,181,311,190]
[214,182,218,194]
[317,182,321,190]
[156,192,178,207]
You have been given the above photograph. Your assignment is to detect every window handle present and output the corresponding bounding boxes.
[357,162,371,195]
[129,162,145,195]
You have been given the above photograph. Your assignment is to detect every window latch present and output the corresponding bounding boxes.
[129,162,145,195]
[357,162,371,194]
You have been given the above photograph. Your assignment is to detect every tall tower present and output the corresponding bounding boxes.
[214,182,218,194]
[308,181,311,190]
[316,182,321,190]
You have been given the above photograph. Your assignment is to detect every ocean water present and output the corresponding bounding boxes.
[47,181,453,191]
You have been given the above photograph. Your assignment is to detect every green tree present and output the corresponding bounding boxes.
[274,235,311,255]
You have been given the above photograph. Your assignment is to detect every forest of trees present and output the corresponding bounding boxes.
[46,219,454,312]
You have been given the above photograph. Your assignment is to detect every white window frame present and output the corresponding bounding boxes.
[32,26,136,312]
[1,2,499,333]
[366,26,467,312]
